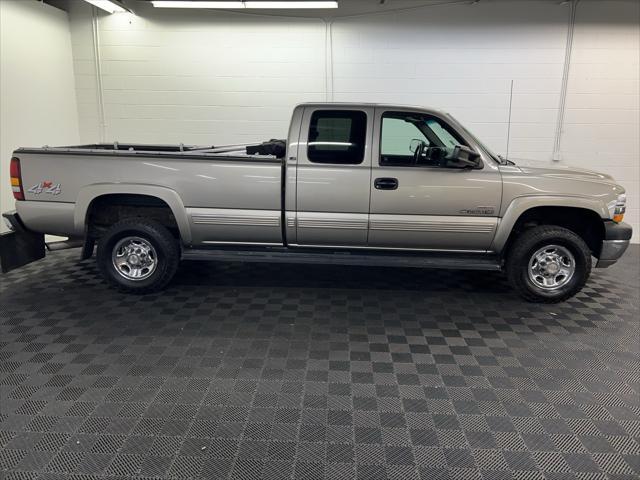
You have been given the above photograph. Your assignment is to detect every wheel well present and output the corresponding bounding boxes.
[86,194,179,239]
[504,206,605,258]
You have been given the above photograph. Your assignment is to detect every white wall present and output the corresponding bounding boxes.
[65,0,639,239]
[331,2,568,160]
[562,0,639,241]
[68,2,326,145]
[0,0,80,231]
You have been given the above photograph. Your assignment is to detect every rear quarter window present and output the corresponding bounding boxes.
[307,110,367,164]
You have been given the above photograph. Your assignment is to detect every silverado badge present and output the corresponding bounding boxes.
[460,207,495,215]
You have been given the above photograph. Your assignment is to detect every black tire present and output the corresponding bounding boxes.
[506,225,591,303]
[96,219,180,294]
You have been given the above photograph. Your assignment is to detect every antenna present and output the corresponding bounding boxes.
[506,79,514,160]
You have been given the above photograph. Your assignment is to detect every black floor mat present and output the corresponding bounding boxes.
[1,246,639,479]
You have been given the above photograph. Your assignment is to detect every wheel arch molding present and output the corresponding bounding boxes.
[75,183,192,244]
[492,196,607,254]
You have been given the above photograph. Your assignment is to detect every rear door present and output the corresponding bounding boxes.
[294,106,373,247]
[368,108,502,251]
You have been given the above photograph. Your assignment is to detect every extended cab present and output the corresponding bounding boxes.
[1,103,632,302]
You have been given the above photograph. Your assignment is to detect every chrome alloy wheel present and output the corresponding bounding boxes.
[112,236,158,281]
[528,244,575,290]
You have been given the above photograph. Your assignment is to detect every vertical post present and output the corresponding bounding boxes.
[91,6,107,143]
[552,0,578,162]
[324,19,334,102]
[506,79,514,160]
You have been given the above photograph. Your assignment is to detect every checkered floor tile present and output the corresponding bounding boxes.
[1,246,638,480]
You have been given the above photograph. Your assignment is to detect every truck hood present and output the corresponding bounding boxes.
[503,160,617,185]
[498,159,625,219]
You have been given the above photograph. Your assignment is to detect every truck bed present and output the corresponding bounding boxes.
[13,142,286,245]
[15,142,281,162]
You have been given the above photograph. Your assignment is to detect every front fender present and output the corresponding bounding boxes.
[75,183,192,244]
[491,195,608,253]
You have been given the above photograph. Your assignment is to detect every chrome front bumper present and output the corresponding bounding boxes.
[596,221,632,268]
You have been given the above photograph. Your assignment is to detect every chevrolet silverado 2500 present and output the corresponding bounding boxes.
[1,103,632,302]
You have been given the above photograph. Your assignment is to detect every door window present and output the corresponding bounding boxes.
[307,110,367,164]
[380,112,466,167]
[380,117,430,165]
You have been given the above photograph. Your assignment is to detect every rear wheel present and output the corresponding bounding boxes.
[96,219,179,294]
[506,225,591,303]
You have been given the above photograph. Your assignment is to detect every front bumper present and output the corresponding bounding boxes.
[596,221,633,268]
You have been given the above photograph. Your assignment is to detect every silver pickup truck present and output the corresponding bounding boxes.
[2,103,632,302]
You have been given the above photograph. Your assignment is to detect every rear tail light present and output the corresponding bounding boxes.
[10,157,24,200]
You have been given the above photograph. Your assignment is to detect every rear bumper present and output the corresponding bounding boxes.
[596,221,632,268]
[0,211,45,273]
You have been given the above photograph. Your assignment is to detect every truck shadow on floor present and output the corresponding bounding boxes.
[2,251,631,339]
[2,249,632,312]
[175,260,511,294]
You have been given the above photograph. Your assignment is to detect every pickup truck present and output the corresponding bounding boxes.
[1,103,632,302]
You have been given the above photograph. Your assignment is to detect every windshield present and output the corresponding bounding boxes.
[446,114,505,164]
[425,118,459,149]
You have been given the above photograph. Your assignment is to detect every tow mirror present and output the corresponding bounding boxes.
[450,145,481,168]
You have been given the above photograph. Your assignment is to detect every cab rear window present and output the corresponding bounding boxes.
[307,110,367,164]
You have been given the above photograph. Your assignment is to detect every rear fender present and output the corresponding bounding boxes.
[75,184,192,244]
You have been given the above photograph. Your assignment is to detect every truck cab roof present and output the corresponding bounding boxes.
[294,102,449,117]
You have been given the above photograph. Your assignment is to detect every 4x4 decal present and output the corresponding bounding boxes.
[28,181,61,195]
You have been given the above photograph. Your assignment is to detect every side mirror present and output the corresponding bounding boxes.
[409,138,424,153]
[449,145,481,168]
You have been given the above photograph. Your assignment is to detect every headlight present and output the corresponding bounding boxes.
[608,193,626,223]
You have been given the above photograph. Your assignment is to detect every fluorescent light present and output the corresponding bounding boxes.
[151,1,338,8]
[83,0,127,13]
[245,1,338,7]
[152,1,244,7]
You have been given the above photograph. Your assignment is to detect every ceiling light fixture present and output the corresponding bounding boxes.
[245,1,338,7]
[83,0,127,13]
[152,1,244,7]
[151,1,338,9]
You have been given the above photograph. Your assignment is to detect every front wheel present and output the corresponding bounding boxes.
[506,225,592,303]
[96,219,180,294]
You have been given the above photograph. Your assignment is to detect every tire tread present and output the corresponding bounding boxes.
[506,225,591,303]
[96,219,179,294]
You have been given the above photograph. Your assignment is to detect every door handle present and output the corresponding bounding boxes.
[374,177,398,190]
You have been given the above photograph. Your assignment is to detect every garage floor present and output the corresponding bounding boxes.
[1,246,639,480]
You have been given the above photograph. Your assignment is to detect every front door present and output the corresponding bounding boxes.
[368,109,502,251]
[294,106,374,247]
